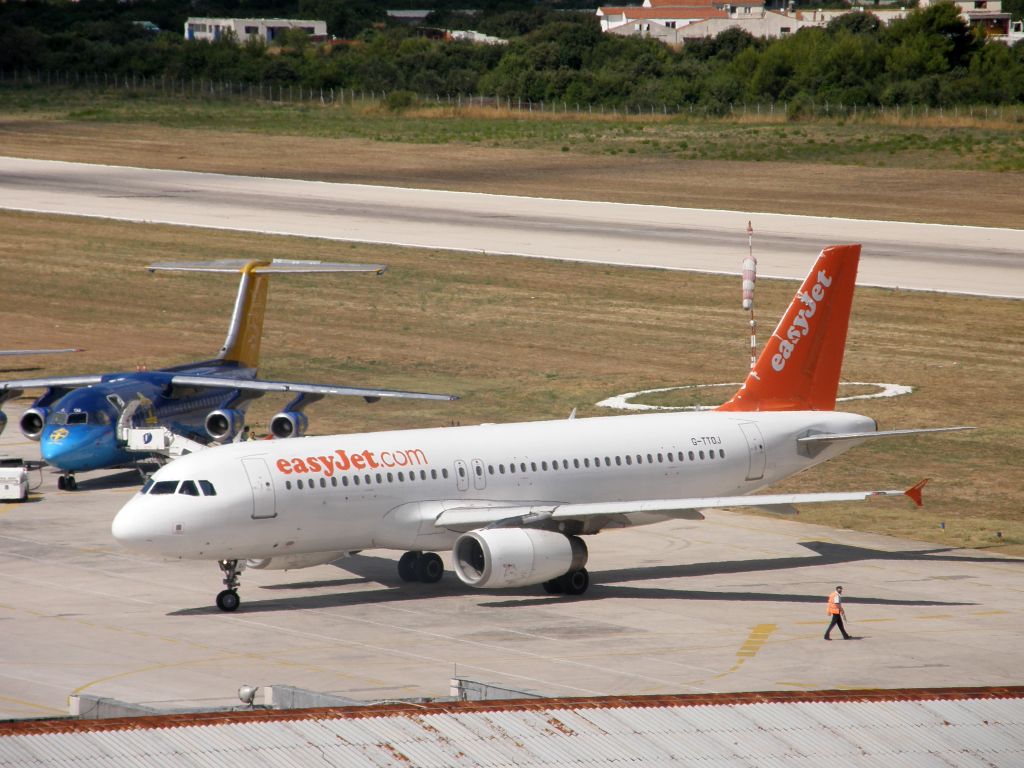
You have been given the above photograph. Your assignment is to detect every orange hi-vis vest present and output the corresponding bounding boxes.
[828,591,842,615]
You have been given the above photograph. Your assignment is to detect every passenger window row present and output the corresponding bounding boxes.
[282,448,728,492]
[286,467,449,492]
[486,449,727,476]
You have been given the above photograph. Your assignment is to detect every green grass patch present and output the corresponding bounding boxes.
[4,85,1024,172]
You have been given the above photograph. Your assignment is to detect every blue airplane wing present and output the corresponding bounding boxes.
[0,349,83,357]
[169,375,459,401]
[0,375,104,396]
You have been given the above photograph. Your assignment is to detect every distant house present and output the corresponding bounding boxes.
[598,0,773,43]
[674,10,821,41]
[184,18,328,44]
[937,0,1024,41]
[599,0,1024,44]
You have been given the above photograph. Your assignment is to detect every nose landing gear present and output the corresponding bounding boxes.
[216,559,244,612]
[56,473,77,491]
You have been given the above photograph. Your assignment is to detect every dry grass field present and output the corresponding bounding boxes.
[1,210,1020,555]
[1,104,1022,227]
[1,93,1021,554]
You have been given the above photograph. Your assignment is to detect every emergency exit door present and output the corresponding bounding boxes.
[739,422,766,481]
[242,457,277,519]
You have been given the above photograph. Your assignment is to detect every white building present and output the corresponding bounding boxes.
[600,0,1024,44]
[184,18,327,44]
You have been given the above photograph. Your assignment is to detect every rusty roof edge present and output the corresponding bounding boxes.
[4,686,1024,736]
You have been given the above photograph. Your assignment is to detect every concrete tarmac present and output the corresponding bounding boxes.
[1,156,1021,299]
[1,410,1020,720]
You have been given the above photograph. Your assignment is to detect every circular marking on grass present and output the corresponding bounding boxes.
[596,382,913,412]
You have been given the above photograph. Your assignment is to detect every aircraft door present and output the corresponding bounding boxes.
[471,458,486,490]
[738,422,766,481]
[454,459,469,492]
[242,457,277,519]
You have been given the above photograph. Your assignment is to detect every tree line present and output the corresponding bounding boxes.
[2,0,1023,109]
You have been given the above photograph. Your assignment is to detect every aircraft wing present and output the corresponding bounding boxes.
[169,374,458,401]
[0,375,104,400]
[148,260,386,275]
[0,348,82,357]
[433,482,927,529]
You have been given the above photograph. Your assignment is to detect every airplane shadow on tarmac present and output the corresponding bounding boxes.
[170,540,1014,615]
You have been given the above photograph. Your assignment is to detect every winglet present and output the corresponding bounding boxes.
[905,479,929,507]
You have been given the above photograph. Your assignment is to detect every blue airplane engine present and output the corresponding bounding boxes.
[205,408,245,442]
[20,407,50,441]
[270,410,308,439]
[0,409,6,435]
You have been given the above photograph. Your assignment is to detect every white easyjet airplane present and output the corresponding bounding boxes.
[112,244,969,611]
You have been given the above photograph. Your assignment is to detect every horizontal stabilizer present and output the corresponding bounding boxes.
[433,485,924,529]
[798,426,974,455]
[799,426,975,444]
[170,374,458,401]
[147,260,386,275]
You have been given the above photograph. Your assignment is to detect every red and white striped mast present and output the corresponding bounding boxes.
[741,221,757,369]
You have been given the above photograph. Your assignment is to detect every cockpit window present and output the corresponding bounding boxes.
[141,479,154,494]
[67,412,88,425]
[198,480,217,496]
[178,480,200,496]
[149,480,179,495]
[48,412,68,426]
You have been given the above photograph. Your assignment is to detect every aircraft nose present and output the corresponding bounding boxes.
[41,425,120,471]
[41,425,94,468]
[111,499,156,550]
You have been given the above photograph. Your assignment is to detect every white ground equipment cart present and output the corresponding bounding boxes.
[0,458,29,501]
[117,399,209,469]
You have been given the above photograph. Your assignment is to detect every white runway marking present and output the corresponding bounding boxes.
[597,382,913,411]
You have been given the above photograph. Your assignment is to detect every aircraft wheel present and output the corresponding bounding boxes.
[398,551,420,582]
[542,578,564,595]
[67,476,77,491]
[57,476,66,490]
[560,568,589,596]
[216,589,240,612]
[416,552,444,583]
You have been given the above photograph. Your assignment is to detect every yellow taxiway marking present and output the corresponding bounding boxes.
[714,624,777,678]
[971,610,1009,616]
[0,693,66,716]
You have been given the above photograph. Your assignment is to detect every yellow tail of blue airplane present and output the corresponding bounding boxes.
[147,259,387,371]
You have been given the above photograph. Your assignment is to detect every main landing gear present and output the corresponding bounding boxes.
[542,568,590,596]
[397,551,444,584]
[216,559,243,612]
[56,473,77,491]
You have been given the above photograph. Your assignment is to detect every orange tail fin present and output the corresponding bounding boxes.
[718,244,861,412]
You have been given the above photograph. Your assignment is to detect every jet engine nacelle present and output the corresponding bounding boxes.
[19,407,50,441]
[205,408,245,443]
[270,410,308,439]
[246,551,354,570]
[0,410,6,436]
[452,529,588,589]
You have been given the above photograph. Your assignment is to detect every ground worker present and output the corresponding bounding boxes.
[825,585,851,640]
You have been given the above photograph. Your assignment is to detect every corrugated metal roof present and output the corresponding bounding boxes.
[0,688,1021,767]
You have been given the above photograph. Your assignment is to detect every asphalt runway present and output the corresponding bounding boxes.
[1,156,1021,299]
[1,409,1020,719]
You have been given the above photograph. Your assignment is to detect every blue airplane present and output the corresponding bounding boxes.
[0,259,456,490]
